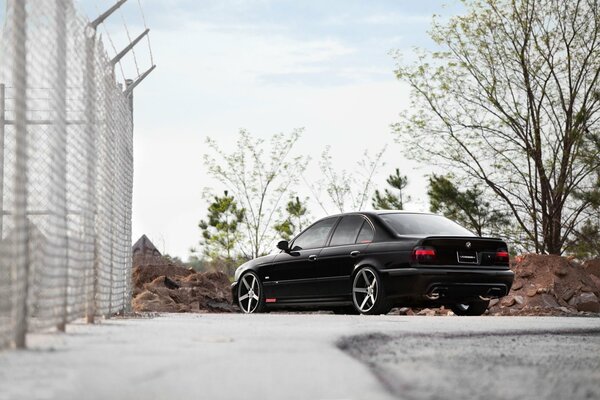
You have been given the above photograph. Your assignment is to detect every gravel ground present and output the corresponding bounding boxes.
[0,314,599,400]
[339,330,600,400]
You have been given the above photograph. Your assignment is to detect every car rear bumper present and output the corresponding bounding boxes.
[380,267,515,302]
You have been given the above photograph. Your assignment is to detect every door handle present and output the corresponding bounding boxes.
[308,255,317,261]
[350,251,360,257]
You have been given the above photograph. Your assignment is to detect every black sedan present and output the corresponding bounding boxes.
[232,211,514,315]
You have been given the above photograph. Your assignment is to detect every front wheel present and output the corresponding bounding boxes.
[450,299,490,316]
[237,272,265,314]
[352,267,389,315]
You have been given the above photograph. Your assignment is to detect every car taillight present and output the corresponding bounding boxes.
[495,250,509,263]
[412,246,436,263]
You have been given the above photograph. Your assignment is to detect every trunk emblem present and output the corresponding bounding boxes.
[465,241,472,248]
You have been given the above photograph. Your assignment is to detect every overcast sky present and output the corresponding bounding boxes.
[78,0,464,258]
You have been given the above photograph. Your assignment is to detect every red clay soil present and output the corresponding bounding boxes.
[584,258,600,289]
[131,256,236,313]
[488,254,600,315]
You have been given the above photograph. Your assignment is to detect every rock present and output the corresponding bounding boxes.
[489,298,499,307]
[558,298,569,307]
[581,286,594,293]
[526,287,538,297]
[539,294,560,308]
[574,292,600,313]
[512,280,523,291]
[577,302,600,312]
[589,274,600,290]
[561,288,576,302]
[575,292,598,303]
[397,307,411,315]
[514,295,525,305]
[502,296,516,307]
[437,307,452,316]
[416,308,436,316]
[536,287,547,294]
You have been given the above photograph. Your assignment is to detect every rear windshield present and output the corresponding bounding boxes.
[379,213,475,236]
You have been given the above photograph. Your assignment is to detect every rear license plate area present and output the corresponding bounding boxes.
[457,251,478,264]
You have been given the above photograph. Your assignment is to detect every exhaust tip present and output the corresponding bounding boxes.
[426,286,448,300]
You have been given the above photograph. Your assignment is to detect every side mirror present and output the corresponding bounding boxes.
[277,240,289,252]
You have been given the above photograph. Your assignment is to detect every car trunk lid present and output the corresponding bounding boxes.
[416,236,509,268]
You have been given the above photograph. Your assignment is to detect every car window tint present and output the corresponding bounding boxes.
[329,215,365,246]
[356,221,374,243]
[292,218,337,250]
[379,213,475,236]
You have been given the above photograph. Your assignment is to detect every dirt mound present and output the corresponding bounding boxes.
[132,264,194,296]
[488,254,600,315]
[132,270,236,313]
[131,251,236,314]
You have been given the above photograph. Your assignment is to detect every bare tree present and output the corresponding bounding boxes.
[394,0,600,254]
[308,146,386,213]
[204,129,306,258]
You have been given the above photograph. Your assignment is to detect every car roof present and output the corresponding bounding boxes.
[323,210,436,219]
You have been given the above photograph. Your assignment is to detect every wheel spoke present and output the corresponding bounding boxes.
[242,277,251,290]
[353,287,368,293]
[369,294,376,305]
[239,294,249,301]
[361,270,371,286]
[247,297,253,313]
[252,294,259,301]
[251,276,257,291]
[360,295,369,310]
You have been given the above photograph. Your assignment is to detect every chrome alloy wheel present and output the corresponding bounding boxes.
[352,268,378,313]
[238,273,260,313]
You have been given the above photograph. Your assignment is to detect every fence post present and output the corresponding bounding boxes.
[0,83,5,238]
[11,0,29,349]
[56,0,69,333]
[85,30,98,324]
[123,79,134,314]
[106,77,115,319]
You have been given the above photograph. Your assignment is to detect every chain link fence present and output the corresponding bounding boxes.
[0,0,142,349]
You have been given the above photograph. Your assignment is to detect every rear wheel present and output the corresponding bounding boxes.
[352,267,389,315]
[237,272,265,314]
[451,299,490,316]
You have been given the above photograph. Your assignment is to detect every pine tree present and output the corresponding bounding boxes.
[372,168,410,210]
[428,174,508,237]
[198,191,245,271]
[274,197,309,241]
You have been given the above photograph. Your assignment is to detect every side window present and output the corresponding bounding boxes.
[329,215,366,247]
[292,218,337,250]
[356,221,374,243]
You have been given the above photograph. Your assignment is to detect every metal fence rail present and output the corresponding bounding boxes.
[0,0,151,349]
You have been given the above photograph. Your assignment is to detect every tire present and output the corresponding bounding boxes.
[237,271,266,314]
[352,267,389,315]
[450,299,490,316]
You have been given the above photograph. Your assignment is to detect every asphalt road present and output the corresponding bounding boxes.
[0,314,599,400]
